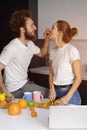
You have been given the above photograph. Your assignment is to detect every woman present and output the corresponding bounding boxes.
[49,20,82,105]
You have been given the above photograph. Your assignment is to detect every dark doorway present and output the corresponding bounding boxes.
[0,0,29,53]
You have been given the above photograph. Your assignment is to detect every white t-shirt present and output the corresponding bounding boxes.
[0,38,40,92]
[49,43,80,85]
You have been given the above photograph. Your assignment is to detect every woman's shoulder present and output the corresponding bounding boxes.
[66,43,79,52]
[67,43,80,60]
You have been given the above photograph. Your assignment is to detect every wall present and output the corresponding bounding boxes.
[28,0,38,37]
[0,0,29,53]
[38,0,87,39]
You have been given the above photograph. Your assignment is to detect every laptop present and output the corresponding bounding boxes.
[49,105,87,128]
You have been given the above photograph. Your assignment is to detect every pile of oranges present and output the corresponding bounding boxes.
[0,92,10,109]
[8,99,28,116]
[29,106,37,117]
[7,99,37,117]
[0,93,37,117]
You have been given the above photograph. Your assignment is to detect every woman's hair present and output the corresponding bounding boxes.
[56,20,78,43]
[9,9,31,37]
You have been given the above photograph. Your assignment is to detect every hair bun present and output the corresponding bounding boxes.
[71,28,78,36]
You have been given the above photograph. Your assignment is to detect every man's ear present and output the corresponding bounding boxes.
[20,27,25,33]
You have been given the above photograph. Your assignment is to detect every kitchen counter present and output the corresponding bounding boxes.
[0,101,87,130]
[29,66,49,88]
[0,104,49,130]
[29,65,87,80]
[29,66,49,75]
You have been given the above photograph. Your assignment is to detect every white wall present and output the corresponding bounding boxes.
[38,0,87,39]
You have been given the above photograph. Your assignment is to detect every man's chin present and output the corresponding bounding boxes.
[32,35,36,42]
[29,35,36,42]
[25,34,36,42]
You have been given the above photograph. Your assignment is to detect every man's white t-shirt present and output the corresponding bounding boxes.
[49,43,80,85]
[0,38,40,92]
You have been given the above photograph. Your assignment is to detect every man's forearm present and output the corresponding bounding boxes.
[41,39,49,57]
[0,82,8,93]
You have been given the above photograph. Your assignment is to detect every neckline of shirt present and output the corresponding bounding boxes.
[16,38,32,49]
[58,43,69,50]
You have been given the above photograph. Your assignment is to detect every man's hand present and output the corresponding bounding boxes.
[6,92,14,101]
[44,28,51,40]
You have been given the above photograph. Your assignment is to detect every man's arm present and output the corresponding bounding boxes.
[0,62,14,98]
[37,29,50,57]
[0,62,8,93]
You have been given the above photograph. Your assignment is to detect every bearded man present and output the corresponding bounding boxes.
[0,9,50,99]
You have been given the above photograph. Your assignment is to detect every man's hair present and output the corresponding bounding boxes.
[9,9,31,37]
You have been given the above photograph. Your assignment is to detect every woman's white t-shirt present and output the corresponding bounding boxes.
[49,43,80,85]
[0,38,40,92]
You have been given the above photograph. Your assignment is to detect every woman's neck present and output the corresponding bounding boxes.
[55,39,65,48]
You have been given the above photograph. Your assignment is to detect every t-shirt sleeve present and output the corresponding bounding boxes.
[28,41,40,55]
[69,46,80,62]
[49,48,54,61]
[0,46,16,65]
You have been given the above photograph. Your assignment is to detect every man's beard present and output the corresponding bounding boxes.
[24,28,36,42]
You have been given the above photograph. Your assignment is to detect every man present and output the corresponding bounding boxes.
[0,9,50,99]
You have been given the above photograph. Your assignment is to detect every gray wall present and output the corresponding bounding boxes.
[38,0,87,39]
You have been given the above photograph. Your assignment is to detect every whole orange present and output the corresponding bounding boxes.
[30,106,35,111]
[18,99,28,109]
[8,102,21,116]
[0,100,8,108]
[31,111,37,117]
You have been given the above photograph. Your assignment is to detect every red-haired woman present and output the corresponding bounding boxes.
[49,20,82,105]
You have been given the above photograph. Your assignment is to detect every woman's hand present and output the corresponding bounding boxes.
[58,95,71,106]
[49,88,56,101]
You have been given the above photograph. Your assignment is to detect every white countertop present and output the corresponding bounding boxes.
[0,99,87,130]
[49,105,87,128]
[0,107,49,130]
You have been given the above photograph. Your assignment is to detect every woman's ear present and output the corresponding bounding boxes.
[59,31,63,35]
[59,31,63,38]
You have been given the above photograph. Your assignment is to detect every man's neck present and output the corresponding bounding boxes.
[18,37,29,47]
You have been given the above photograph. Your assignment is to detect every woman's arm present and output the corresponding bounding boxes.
[49,60,56,100]
[58,59,82,105]
[66,59,82,99]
